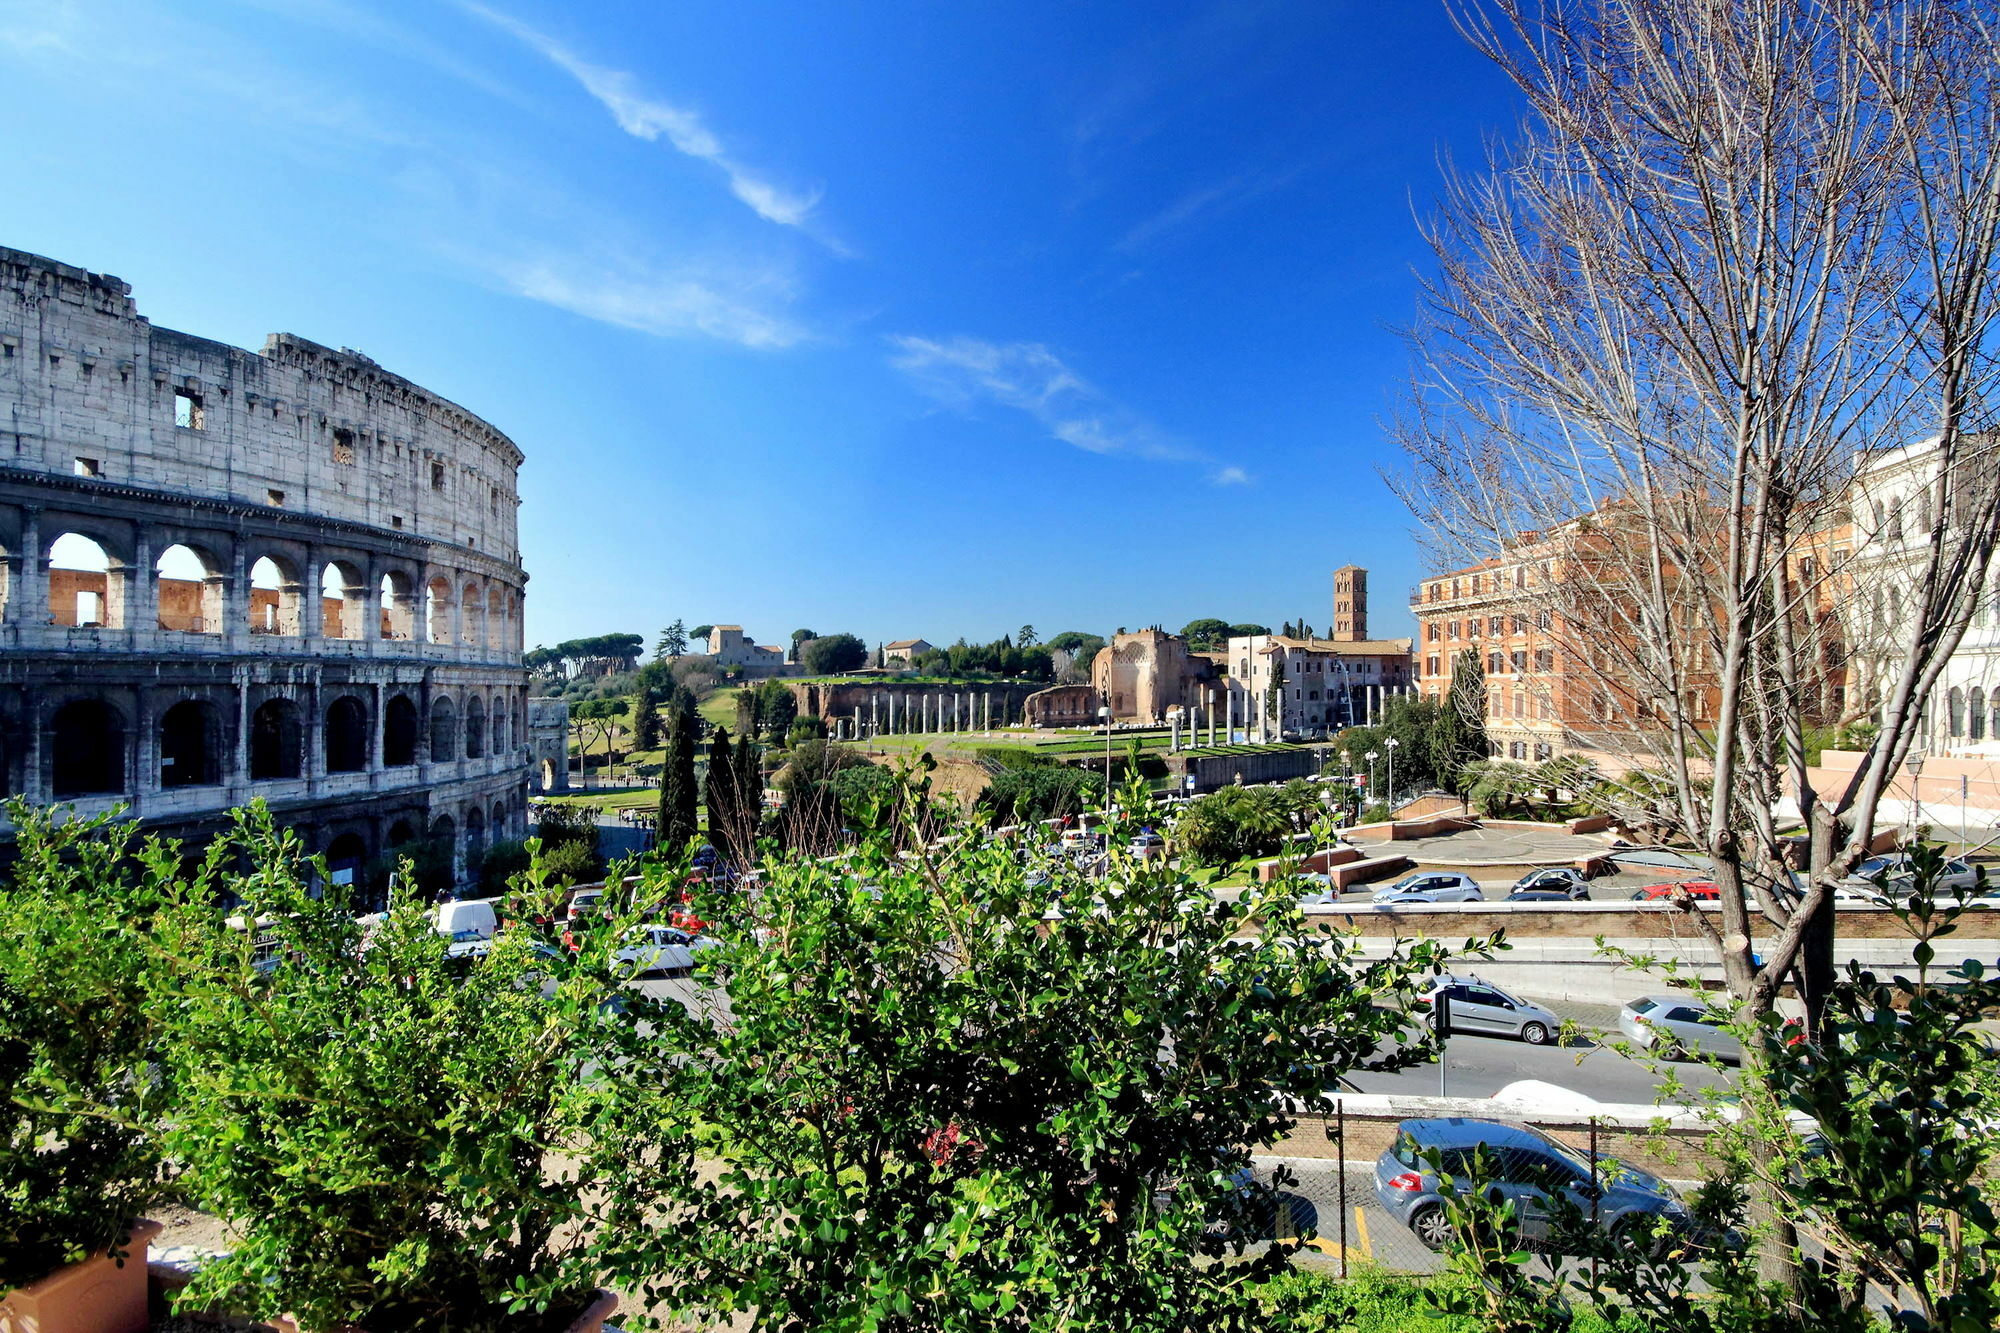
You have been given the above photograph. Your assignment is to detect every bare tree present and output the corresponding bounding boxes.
[1392,0,2000,1287]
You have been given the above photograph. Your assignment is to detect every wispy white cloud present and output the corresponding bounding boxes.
[1211,465,1252,486]
[507,257,804,350]
[459,1,824,232]
[887,334,1245,483]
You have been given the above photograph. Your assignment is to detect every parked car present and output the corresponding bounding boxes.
[609,924,718,978]
[1373,872,1484,904]
[1508,867,1591,899]
[435,898,498,941]
[1294,872,1341,906]
[1618,994,1742,1062]
[1506,889,1580,904]
[1128,829,1166,859]
[1842,853,1982,903]
[1629,881,1719,902]
[1376,1117,1691,1252]
[1413,975,1560,1045]
[565,887,606,922]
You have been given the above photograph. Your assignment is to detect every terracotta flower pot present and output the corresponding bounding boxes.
[0,1219,164,1333]
[268,1288,619,1333]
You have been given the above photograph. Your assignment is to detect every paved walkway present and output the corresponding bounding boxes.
[1391,824,1617,867]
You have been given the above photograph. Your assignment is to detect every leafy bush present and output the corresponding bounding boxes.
[535,804,601,857]
[604,797,1457,1329]
[540,837,601,889]
[1175,784,1322,865]
[150,808,665,1331]
[983,764,1105,824]
[0,806,166,1290]
[475,838,534,897]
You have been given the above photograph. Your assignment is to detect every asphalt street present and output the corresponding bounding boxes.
[1347,998,1737,1105]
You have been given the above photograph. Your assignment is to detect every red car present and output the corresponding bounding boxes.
[1629,881,1720,901]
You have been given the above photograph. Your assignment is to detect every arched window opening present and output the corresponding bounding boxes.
[324,695,369,773]
[384,694,419,766]
[464,695,486,759]
[249,698,303,780]
[1973,688,1988,743]
[321,563,366,641]
[490,698,509,753]
[387,819,417,848]
[485,587,505,653]
[250,556,303,636]
[159,699,222,788]
[323,832,367,896]
[462,581,487,651]
[465,806,487,861]
[491,799,508,841]
[425,576,455,644]
[429,814,457,872]
[429,696,458,763]
[379,571,416,640]
[156,544,223,634]
[50,532,123,628]
[52,698,125,796]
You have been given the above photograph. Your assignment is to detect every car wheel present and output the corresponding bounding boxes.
[1520,1021,1551,1045]
[1657,1040,1684,1062]
[1409,1202,1454,1251]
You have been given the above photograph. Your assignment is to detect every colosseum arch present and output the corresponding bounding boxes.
[490,692,509,753]
[249,697,303,780]
[425,575,455,644]
[324,694,369,772]
[465,805,487,860]
[464,694,487,759]
[51,697,126,796]
[383,693,420,767]
[321,562,367,641]
[429,694,458,762]
[159,698,225,788]
[48,530,127,629]
[462,579,488,650]
[490,798,508,842]
[379,570,416,641]
[485,586,507,654]
[249,554,304,637]
[155,543,225,635]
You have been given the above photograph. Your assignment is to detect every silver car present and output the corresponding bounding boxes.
[1842,853,1981,905]
[1618,994,1742,1063]
[1420,975,1561,1045]
[1373,872,1484,904]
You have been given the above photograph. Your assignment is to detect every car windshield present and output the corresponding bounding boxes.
[1625,997,1660,1014]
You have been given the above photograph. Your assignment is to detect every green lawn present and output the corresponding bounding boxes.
[537,786,661,813]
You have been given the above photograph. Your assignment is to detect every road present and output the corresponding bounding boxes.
[1348,998,1736,1105]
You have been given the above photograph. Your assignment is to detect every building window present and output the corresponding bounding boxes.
[174,388,204,430]
[266,489,285,507]
[432,461,447,491]
[1427,656,1440,675]
[1489,615,1503,634]
[1536,610,1552,630]
[332,428,356,465]
[72,457,100,478]
[1511,651,1526,673]
[1535,648,1554,671]
[1427,623,1439,642]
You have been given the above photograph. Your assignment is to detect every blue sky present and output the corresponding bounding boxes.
[0,0,1520,651]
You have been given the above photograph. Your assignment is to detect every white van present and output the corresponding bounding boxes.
[435,898,499,942]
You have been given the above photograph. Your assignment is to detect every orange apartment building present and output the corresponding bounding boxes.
[1409,508,1851,766]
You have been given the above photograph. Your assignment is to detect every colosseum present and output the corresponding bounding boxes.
[0,244,534,893]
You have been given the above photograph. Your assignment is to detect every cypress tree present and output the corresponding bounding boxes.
[634,685,662,752]
[705,728,737,854]
[657,710,698,852]
[734,733,762,843]
[1432,649,1491,789]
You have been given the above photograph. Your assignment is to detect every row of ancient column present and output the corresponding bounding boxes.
[847,690,1012,736]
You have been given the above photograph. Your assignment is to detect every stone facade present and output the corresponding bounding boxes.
[1090,629,1222,724]
[527,696,571,792]
[707,624,792,675]
[1022,683,1101,728]
[0,245,532,888]
[1225,634,1414,740]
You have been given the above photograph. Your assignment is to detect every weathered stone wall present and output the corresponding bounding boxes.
[0,245,533,881]
[787,679,1045,730]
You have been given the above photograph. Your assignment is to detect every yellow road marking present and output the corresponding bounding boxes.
[1354,1204,1372,1257]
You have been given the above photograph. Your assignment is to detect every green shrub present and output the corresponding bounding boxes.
[0,806,166,1290]
[474,838,534,897]
[540,838,601,888]
[150,808,666,1331]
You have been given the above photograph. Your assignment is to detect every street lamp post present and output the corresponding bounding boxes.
[1385,736,1400,809]
[1100,705,1113,806]
[1365,750,1379,803]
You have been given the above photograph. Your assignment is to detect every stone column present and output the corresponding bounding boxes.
[126,526,158,636]
[133,688,160,801]
[219,541,248,649]
[301,546,325,641]
[361,558,385,654]
[16,506,45,629]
